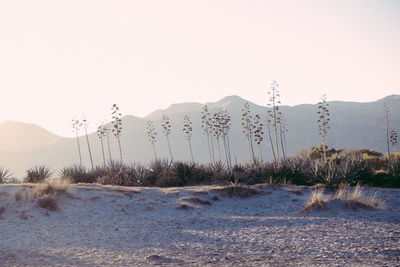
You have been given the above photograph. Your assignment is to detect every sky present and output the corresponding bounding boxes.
[0,0,399,137]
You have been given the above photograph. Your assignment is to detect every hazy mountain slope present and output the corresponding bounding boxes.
[0,95,399,178]
[0,121,61,151]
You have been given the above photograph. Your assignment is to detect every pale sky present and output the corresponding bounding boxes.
[0,0,399,137]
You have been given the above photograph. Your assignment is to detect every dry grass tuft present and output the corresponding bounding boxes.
[345,184,385,210]
[31,179,70,199]
[335,183,349,200]
[14,189,23,201]
[37,195,59,211]
[180,196,211,205]
[304,184,385,212]
[303,188,328,212]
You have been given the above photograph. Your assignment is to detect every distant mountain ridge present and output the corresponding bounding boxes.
[0,121,61,151]
[0,94,399,177]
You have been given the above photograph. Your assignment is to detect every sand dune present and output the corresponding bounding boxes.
[0,183,399,266]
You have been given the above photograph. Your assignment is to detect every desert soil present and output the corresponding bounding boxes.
[0,183,399,266]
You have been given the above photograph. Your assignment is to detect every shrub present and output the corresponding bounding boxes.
[60,165,97,183]
[24,165,53,183]
[0,166,13,184]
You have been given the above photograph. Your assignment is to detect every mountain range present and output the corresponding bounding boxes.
[0,94,399,178]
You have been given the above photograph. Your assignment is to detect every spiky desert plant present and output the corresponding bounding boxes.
[146,120,158,161]
[219,109,232,168]
[72,119,83,166]
[24,165,53,183]
[253,114,264,162]
[390,130,398,153]
[201,105,215,164]
[241,102,255,165]
[317,94,330,163]
[111,104,123,161]
[161,114,173,161]
[267,80,282,164]
[83,117,94,169]
[97,122,107,166]
[0,166,13,184]
[183,115,194,162]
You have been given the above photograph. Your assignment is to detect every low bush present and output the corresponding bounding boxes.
[24,165,53,183]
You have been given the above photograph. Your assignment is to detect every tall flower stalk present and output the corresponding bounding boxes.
[317,94,330,163]
[253,114,264,162]
[241,102,255,165]
[201,105,215,164]
[72,119,83,166]
[183,115,194,162]
[267,81,282,164]
[146,120,158,161]
[161,114,173,161]
[111,104,123,162]
[83,118,94,169]
[97,122,107,166]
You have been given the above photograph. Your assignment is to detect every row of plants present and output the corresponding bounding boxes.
[1,148,399,188]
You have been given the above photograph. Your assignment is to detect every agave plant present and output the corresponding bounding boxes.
[24,165,53,183]
[0,166,13,184]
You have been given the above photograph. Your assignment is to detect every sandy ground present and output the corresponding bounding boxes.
[0,183,399,266]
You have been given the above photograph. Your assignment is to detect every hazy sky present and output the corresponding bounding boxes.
[0,0,399,137]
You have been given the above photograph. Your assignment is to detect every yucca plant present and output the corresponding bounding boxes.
[83,117,94,169]
[72,119,83,165]
[111,104,123,162]
[219,109,232,168]
[267,80,282,164]
[0,166,13,183]
[97,122,107,166]
[161,114,173,161]
[24,165,53,183]
[183,115,194,162]
[146,120,158,160]
[317,94,330,163]
[212,111,223,162]
[390,130,398,153]
[201,105,215,164]
[253,114,264,162]
[241,102,255,165]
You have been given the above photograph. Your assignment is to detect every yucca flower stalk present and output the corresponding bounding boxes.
[253,114,264,162]
[219,109,232,168]
[317,94,330,163]
[111,104,123,162]
[183,115,194,162]
[97,122,107,166]
[161,114,173,161]
[390,130,398,153]
[72,119,83,166]
[82,117,94,169]
[241,102,255,165]
[212,111,223,162]
[267,80,282,164]
[201,105,215,164]
[146,120,158,161]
